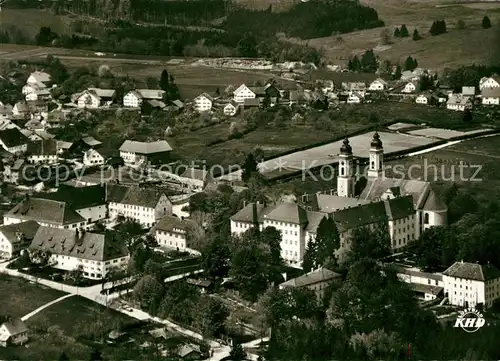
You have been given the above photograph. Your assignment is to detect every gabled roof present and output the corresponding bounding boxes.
[264,203,308,225]
[303,193,370,213]
[447,95,471,105]
[383,195,414,220]
[0,128,28,147]
[194,93,213,102]
[88,88,116,99]
[462,86,475,96]
[233,84,254,96]
[371,78,388,86]
[26,139,58,156]
[304,211,327,233]
[119,140,172,154]
[225,100,239,109]
[481,87,500,98]
[1,319,28,335]
[249,86,266,96]
[28,71,51,84]
[136,89,165,100]
[147,99,166,109]
[422,190,447,211]
[81,136,102,147]
[443,261,500,281]
[333,201,388,232]
[6,197,85,226]
[29,227,129,262]
[243,98,260,107]
[171,99,184,109]
[0,220,40,245]
[106,184,169,208]
[280,267,340,288]
[231,202,274,223]
[156,215,191,233]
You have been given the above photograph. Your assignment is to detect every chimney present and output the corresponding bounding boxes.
[252,202,258,224]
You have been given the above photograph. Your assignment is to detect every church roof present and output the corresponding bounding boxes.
[340,138,352,155]
[370,132,383,149]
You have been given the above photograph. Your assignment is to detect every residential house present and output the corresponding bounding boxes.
[12,102,30,117]
[20,129,42,141]
[171,99,185,111]
[193,93,213,113]
[178,167,210,191]
[223,101,239,116]
[279,267,341,301]
[81,136,102,149]
[12,101,47,118]
[76,88,116,108]
[0,221,40,259]
[0,128,28,155]
[442,261,500,308]
[462,86,476,97]
[415,94,430,105]
[22,82,46,96]
[3,159,26,184]
[83,148,119,166]
[186,279,212,294]
[347,92,362,104]
[243,97,260,109]
[479,75,500,91]
[368,78,388,91]
[481,87,500,106]
[177,343,203,360]
[155,215,199,254]
[430,91,448,106]
[397,267,444,301]
[447,95,473,111]
[233,84,257,103]
[106,183,172,227]
[119,140,172,166]
[0,319,28,347]
[123,89,166,108]
[4,196,88,229]
[27,71,52,86]
[0,104,13,120]
[29,227,129,279]
[342,82,366,96]
[25,88,51,102]
[26,139,58,164]
[401,82,417,94]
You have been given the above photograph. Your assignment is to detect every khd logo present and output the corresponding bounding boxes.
[453,307,485,333]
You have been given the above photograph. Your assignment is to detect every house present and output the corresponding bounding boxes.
[415,94,430,105]
[346,92,362,104]
[56,140,74,154]
[26,88,51,102]
[430,91,448,105]
[83,148,119,166]
[0,221,40,259]
[397,267,444,301]
[155,215,199,254]
[29,227,130,279]
[171,99,185,111]
[119,140,172,166]
[462,86,475,97]
[4,196,88,229]
[20,129,42,141]
[27,71,51,86]
[76,88,116,108]
[233,84,257,103]
[26,139,58,164]
[442,261,500,308]
[12,102,30,117]
[0,319,28,347]
[447,95,473,111]
[178,167,210,191]
[0,128,28,155]
[230,201,274,236]
[481,87,500,106]
[123,89,166,108]
[81,136,102,149]
[186,279,212,294]
[368,78,388,91]
[177,343,203,360]
[22,82,46,96]
[3,159,26,184]
[223,101,239,116]
[401,82,417,93]
[479,75,500,91]
[279,267,341,300]
[106,183,172,227]
[0,104,13,120]
[342,82,366,95]
[193,93,213,113]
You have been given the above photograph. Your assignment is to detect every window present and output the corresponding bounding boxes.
[371,161,374,169]
[424,213,430,224]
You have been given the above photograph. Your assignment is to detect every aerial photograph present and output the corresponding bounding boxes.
[0,0,500,359]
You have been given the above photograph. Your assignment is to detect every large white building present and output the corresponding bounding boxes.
[123,89,165,108]
[442,261,500,308]
[481,87,500,106]
[368,78,388,91]
[26,139,58,164]
[447,95,473,112]
[106,184,172,228]
[76,88,116,109]
[193,93,213,113]
[479,75,500,91]
[233,84,257,103]
[119,140,172,166]
[29,227,129,279]
[155,215,200,254]
[0,221,40,259]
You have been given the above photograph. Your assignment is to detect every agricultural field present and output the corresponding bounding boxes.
[0,274,66,319]
[0,8,73,38]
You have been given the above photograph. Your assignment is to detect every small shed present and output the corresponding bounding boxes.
[186,278,213,293]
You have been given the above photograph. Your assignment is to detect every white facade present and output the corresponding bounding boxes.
[83,149,106,166]
[443,276,487,308]
[337,153,355,197]
[368,79,387,91]
[388,214,416,249]
[347,94,361,104]
[367,147,383,178]
[482,96,500,106]
[415,95,429,104]
[402,82,416,93]
[479,77,500,90]
[447,98,472,112]
[233,84,256,103]
[26,154,58,164]
[193,95,212,112]
[108,193,171,227]
[3,216,86,230]
[230,220,263,237]
[263,218,303,265]
[49,253,129,279]
[0,141,27,155]
[22,84,38,95]
[77,92,100,109]
[123,92,141,108]
[224,103,238,116]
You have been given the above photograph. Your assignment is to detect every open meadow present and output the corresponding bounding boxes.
[0,8,73,38]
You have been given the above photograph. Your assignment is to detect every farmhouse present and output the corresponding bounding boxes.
[26,139,58,164]
[479,75,500,91]
[0,128,28,155]
[397,267,444,301]
[368,78,388,91]
[83,148,119,166]
[106,183,172,227]
[0,319,28,347]
[415,94,430,105]
[279,267,341,300]
[29,227,130,279]
[481,87,500,106]
[442,260,500,308]
[3,159,26,184]
[119,140,172,166]
[347,92,362,104]
[0,220,40,259]
[155,215,199,254]
[27,71,51,86]
[401,82,417,94]
[447,95,472,111]
[461,86,475,97]
[193,93,213,113]
[223,101,239,116]
[233,84,257,103]
[123,89,166,108]
[76,88,116,108]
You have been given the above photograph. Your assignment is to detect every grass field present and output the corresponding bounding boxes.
[0,274,66,319]
[0,8,72,38]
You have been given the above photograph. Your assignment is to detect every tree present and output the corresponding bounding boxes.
[59,352,70,361]
[202,237,231,281]
[348,55,361,72]
[482,15,492,29]
[237,34,258,57]
[197,297,229,337]
[393,27,401,38]
[404,56,418,71]
[133,275,164,313]
[315,216,340,268]
[360,49,378,73]
[159,70,170,92]
[241,152,258,183]
[345,224,391,265]
[380,28,392,45]
[400,24,409,37]
[412,29,421,41]
[89,349,102,361]
[394,64,402,80]
[260,226,284,284]
[463,108,472,122]
[230,343,247,361]
[430,20,447,35]
[419,74,433,91]
[302,239,318,272]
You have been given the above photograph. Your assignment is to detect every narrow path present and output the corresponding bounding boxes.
[20,293,75,321]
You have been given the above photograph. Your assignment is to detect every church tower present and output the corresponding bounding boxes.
[337,138,355,198]
[368,132,384,178]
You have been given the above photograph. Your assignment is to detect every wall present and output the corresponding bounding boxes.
[76,205,107,224]
[51,253,129,279]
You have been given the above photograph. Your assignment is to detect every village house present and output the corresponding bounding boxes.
[26,139,58,164]
[0,128,28,155]
[481,87,500,106]
[0,104,13,120]
[243,97,261,109]
[279,267,341,301]
[447,95,473,111]
[106,183,172,227]
[76,88,116,108]
[3,159,26,184]
[29,227,130,279]
[346,92,362,104]
[461,86,476,97]
[442,260,500,308]
[431,91,448,106]
[223,100,239,116]
[119,140,172,166]
[415,93,430,105]
[368,78,388,91]
[233,84,257,103]
[26,71,52,87]
[83,148,119,166]
[479,75,500,91]
[193,93,213,113]
[21,129,43,142]
[0,220,40,259]
[155,215,199,254]
[0,319,28,347]
[397,267,444,301]
[123,89,166,108]
[401,81,417,94]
